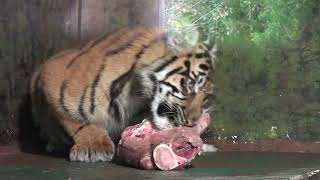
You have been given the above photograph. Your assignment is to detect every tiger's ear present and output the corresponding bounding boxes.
[190,42,218,68]
[204,43,218,66]
[167,27,200,54]
[209,43,218,61]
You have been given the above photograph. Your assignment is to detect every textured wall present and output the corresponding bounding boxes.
[0,0,162,144]
[66,0,162,41]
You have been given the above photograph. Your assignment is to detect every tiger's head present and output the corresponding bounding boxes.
[151,43,216,129]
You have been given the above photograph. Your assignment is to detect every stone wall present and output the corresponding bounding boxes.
[0,0,163,144]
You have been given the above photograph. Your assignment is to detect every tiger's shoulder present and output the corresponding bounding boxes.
[30,26,170,116]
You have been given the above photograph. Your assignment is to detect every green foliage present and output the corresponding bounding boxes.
[166,0,320,140]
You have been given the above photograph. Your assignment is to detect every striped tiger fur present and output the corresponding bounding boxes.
[30,26,216,162]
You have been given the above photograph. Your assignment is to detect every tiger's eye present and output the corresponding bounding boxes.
[187,78,195,85]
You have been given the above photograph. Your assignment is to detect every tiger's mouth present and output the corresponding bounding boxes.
[156,102,187,127]
[157,102,178,122]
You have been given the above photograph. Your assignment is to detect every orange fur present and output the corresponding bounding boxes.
[30,26,215,162]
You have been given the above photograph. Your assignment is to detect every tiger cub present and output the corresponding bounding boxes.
[30,26,215,162]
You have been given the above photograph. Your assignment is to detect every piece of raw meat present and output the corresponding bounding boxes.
[116,113,210,170]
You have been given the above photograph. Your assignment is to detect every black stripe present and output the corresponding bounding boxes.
[109,101,121,121]
[108,67,135,120]
[91,27,135,48]
[159,81,179,93]
[72,123,89,137]
[180,78,186,89]
[135,48,145,60]
[167,92,187,101]
[195,52,210,59]
[149,74,157,95]
[67,34,110,68]
[199,64,209,71]
[89,33,114,47]
[198,78,203,84]
[78,86,89,120]
[67,51,87,68]
[164,67,183,80]
[198,71,206,76]
[109,67,134,99]
[105,43,132,57]
[155,56,178,72]
[59,80,69,112]
[50,51,73,61]
[179,70,189,76]
[135,35,164,60]
[184,60,191,68]
[184,60,191,77]
[66,30,160,68]
[104,32,145,57]
[90,64,106,114]
[198,45,205,50]
[195,53,205,59]
[191,71,197,79]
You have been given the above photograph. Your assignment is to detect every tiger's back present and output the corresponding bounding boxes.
[33,27,162,126]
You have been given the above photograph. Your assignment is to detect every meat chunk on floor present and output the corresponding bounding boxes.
[116,113,211,170]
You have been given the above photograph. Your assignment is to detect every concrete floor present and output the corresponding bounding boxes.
[0,151,319,180]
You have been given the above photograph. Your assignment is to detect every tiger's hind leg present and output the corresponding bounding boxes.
[62,119,115,162]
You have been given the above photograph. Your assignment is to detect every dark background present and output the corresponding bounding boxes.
[0,0,163,144]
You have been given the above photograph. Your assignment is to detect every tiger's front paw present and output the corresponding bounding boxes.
[69,135,115,162]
